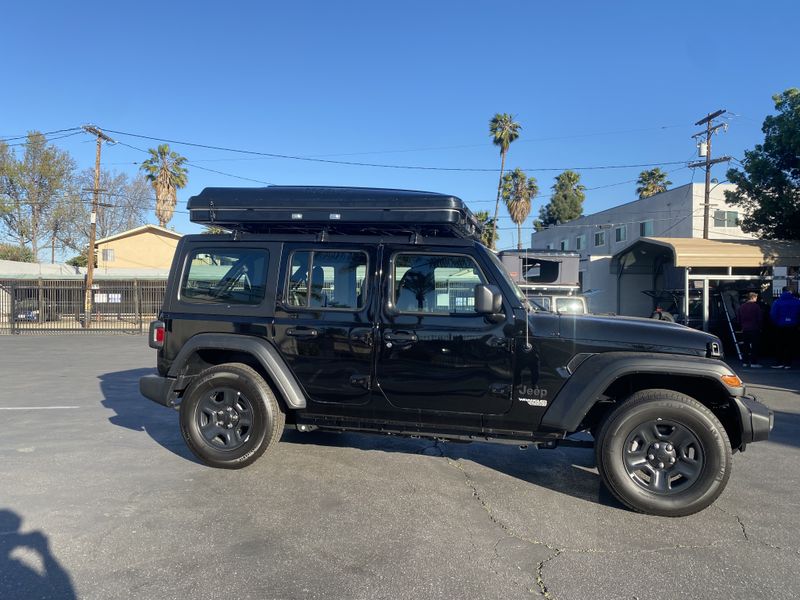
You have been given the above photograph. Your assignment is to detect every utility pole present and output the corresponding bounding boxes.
[688,110,732,239]
[81,125,115,328]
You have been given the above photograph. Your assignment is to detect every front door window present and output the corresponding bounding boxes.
[393,254,485,314]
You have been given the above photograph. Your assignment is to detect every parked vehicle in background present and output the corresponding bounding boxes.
[523,290,587,314]
[12,299,61,322]
[139,186,772,517]
[498,249,588,314]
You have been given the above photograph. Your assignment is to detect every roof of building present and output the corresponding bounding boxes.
[624,237,800,268]
[96,224,183,245]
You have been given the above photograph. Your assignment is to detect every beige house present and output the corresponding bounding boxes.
[95,225,182,270]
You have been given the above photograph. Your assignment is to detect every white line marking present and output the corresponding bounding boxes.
[0,406,81,410]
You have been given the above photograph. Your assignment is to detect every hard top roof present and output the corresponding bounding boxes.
[187,185,465,209]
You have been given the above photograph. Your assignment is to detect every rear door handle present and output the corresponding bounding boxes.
[287,327,319,338]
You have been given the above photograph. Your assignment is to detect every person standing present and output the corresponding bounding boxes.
[736,292,763,368]
[770,287,800,369]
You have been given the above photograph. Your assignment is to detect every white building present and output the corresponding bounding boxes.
[529,183,754,314]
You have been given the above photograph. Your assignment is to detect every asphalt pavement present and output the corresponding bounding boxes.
[0,335,798,599]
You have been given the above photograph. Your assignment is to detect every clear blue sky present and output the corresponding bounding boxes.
[3,1,798,252]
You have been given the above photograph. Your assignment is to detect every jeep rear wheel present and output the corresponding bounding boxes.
[179,363,285,469]
[596,389,731,517]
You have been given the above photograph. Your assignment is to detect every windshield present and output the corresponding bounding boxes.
[482,247,530,307]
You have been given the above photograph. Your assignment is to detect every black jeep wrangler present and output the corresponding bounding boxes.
[140,186,772,517]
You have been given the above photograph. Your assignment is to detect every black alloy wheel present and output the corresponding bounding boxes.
[596,389,732,517]
[179,363,285,468]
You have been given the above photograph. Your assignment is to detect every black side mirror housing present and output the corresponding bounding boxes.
[475,284,503,315]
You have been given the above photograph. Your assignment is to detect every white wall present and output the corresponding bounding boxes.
[583,256,616,314]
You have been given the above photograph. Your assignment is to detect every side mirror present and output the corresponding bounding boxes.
[475,284,503,315]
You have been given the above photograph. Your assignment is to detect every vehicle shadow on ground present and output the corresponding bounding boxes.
[98,368,199,464]
[280,430,624,510]
[0,509,76,600]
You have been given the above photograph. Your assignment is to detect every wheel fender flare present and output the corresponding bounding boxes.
[540,352,744,432]
[168,333,306,409]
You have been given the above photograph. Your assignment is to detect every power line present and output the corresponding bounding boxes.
[100,127,690,173]
[0,127,82,143]
[3,131,84,147]
[110,123,691,163]
[469,165,690,206]
[113,140,274,186]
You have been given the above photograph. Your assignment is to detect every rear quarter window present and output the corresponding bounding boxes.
[180,248,269,305]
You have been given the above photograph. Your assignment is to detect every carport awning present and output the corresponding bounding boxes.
[627,237,800,268]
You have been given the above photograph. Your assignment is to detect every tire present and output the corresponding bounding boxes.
[179,363,285,469]
[595,389,732,517]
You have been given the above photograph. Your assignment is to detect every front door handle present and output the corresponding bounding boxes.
[287,327,319,338]
[384,331,418,343]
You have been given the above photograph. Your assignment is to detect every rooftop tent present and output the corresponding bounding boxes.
[497,249,581,288]
[187,186,483,241]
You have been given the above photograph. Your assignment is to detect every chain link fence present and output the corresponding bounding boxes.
[0,279,166,334]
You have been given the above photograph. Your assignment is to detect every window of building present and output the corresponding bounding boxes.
[559,239,569,251]
[181,248,268,305]
[639,220,654,237]
[615,225,627,243]
[714,210,739,228]
[101,248,115,262]
[594,231,606,247]
[576,235,585,251]
[287,251,368,310]
[393,253,486,314]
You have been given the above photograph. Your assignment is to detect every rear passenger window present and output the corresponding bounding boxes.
[181,248,268,305]
[286,251,368,310]
[394,253,485,314]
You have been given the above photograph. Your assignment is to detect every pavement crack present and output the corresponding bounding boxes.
[445,457,562,597]
[714,506,800,554]
[535,549,562,599]
[446,457,509,533]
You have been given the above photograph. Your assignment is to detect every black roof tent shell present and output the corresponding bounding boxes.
[187,186,483,241]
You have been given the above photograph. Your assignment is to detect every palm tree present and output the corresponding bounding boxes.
[474,210,498,248]
[489,113,521,249]
[140,144,188,227]
[502,168,538,249]
[636,168,672,199]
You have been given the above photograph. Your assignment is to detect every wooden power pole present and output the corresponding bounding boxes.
[689,110,731,239]
[81,125,115,328]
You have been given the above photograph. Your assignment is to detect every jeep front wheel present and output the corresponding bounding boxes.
[179,363,285,469]
[595,389,732,517]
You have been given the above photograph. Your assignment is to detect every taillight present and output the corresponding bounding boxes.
[149,321,165,349]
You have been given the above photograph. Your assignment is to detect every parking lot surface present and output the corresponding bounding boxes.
[1,335,798,599]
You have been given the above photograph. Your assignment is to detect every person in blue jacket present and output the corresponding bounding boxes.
[770,287,800,368]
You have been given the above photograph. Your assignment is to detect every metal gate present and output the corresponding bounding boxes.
[0,279,166,334]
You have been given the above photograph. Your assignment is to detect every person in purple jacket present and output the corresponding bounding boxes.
[770,287,800,369]
[736,292,763,368]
